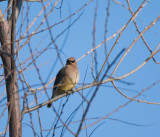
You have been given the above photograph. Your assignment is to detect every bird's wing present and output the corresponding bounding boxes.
[54,67,66,85]
[52,67,66,97]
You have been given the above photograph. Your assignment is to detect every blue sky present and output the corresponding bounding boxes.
[0,0,160,137]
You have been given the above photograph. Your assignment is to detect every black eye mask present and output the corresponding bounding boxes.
[70,60,75,63]
[67,60,75,63]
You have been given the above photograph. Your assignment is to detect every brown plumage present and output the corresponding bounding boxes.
[47,57,79,108]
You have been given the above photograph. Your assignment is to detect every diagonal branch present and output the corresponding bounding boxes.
[0,8,6,22]
[94,0,147,82]
[126,0,160,64]
[110,15,160,78]
[112,80,160,104]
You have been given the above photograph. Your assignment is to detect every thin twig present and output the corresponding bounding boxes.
[94,0,147,82]
[112,80,160,104]
[110,15,160,78]
[126,0,160,64]
[83,78,160,129]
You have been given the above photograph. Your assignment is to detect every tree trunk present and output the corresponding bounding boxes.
[0,20,22,137]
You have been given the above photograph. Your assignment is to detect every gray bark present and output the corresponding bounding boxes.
[0,18,22,137]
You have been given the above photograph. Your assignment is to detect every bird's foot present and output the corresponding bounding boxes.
[70,88,74,94]
[63,90,70,96]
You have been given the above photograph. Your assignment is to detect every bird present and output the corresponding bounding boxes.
[47,57,79,108]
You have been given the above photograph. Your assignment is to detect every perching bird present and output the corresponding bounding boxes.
[47,57,79,108]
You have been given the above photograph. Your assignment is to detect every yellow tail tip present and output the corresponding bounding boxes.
[47,104,51,108]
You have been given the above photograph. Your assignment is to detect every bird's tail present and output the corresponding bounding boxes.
[47,103,52,108]
[47,90,55,108]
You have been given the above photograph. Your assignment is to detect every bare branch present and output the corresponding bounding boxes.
[0,8,6,22]
[11,0,16,77]
[94,0,147,82]
[104,0,110,59]
[77,26,124,62]
[83,79,160,129]
[112,80,160,105]
[1,0,93,49]
[126,0,160,64]
[110,15,160,78]
[91,2,98,80]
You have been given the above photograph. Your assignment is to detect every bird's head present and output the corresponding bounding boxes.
[66,57,77,66]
